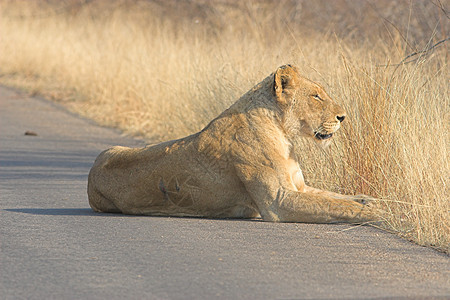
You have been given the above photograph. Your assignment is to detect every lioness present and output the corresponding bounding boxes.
[88,65,379,223]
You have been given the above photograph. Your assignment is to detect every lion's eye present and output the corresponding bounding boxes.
[313,94,322,101]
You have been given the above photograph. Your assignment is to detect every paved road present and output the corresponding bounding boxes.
[1,86,449,300]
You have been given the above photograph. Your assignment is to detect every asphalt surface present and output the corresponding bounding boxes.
[1,86,449,300]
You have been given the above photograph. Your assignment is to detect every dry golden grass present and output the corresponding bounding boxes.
[0,0,448,252]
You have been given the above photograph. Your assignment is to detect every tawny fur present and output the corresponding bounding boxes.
[88,65,380,223]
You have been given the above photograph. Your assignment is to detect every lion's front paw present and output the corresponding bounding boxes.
[351,195,387,222]
[352,194,377,206]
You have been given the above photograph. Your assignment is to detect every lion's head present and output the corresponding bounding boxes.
[272,65,346,146]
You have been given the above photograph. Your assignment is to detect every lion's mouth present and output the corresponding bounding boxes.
[314,132,333,140]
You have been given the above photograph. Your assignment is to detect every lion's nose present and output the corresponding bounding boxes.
[336,115,345,122]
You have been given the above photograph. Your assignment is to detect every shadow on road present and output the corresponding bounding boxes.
[3,208,265,223]
[5,208,101,216]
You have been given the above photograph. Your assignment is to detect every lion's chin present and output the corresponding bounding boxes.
[314,137,332,149]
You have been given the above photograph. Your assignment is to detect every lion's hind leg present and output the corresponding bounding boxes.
[88,187,121,214]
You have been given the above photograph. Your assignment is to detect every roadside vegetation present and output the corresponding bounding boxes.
[0,0,448,252]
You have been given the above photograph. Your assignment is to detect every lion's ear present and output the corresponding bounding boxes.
[273,64,297,104]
